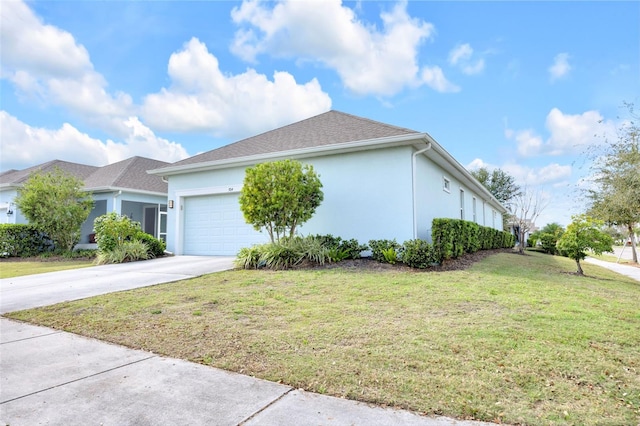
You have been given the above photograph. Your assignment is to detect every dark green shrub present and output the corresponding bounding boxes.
[0,224,53,257]
[312,234,343,249]
[539,233,559,255]
[338,238,368,259]
[432,218,515,263]
[369,239,401,262]
[400,239,437,269]
[310,234,366,260]
[134,231,166,258]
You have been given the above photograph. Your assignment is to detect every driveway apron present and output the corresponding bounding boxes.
[0,256,235,314]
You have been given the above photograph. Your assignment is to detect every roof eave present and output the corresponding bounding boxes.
[148,133,428,176]
[85,186,167,197]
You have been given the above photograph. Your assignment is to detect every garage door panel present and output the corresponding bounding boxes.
[183,193,268,255]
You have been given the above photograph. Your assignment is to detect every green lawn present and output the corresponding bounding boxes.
[6,252,639,425]
[0,259,94,278]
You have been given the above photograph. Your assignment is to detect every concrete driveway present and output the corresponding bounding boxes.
[0,256,235,314]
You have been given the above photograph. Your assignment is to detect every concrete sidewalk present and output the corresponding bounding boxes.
[0,318,495,426]
[0,256,236,314]
[584,256,640,282]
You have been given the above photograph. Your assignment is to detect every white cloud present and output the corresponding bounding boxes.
[0,0,133,135]
[0,111,188,171]
[230,0,441,96]
[421,66,460,93]
[467,159,571,187]
[548,53,571,82]
[448,43,485,75]
[544,108,609,155]
[141,38,332,137]
[513,129,544,157]
[507,108,612,157]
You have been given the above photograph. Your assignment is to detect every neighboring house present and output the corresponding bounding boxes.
[509,219,538,247]
[0,157,169,246]
[150,110,508,256]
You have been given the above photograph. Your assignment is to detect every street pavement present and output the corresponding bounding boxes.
[0,256,497,426]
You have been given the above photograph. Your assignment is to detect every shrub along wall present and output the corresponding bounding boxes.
[0,224,54,257]
[432,218,515,263]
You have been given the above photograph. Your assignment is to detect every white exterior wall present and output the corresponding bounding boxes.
[414,154,504,240]
[298,146,414,242]
[165,146,415,254]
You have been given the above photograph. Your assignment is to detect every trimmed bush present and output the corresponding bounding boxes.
[400,239,437,269]
[134,231,166,258]
[432,218,514,263]
[0,224,53,257]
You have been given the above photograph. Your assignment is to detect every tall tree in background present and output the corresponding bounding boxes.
[471,167,521,230]
[588,102,639,263]
[15,167,94,251]
[470,167,521,205]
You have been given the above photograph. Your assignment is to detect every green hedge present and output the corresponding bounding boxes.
[432,218,514,263]
[0,224,54,257]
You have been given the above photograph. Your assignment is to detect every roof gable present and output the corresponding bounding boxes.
[169,110,420,168]
[83,156,169,193]
[0,160,98,187]
[1,157,169,194]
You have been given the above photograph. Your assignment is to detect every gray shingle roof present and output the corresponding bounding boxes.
[1,157,169,194]
[83,156,169,193]
[0,160,98,187]
[170,110,421,167]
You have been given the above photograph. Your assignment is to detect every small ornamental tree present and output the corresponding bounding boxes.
[239,159,323,242]
[557,214,614,275]
[14,167,93,252]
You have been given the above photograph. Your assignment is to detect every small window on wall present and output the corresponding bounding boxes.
[443,177,451,193]
[460,189,465,219]
[472,197,477,223]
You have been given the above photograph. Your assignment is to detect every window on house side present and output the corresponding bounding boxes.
[472,197,477,223]
[460,189,465,220]
[443,177,451,193]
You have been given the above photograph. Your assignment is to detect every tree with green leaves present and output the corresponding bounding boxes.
[587,103,639,263]
[529,222,565,255]
[14,167,94,251]
[557,215,614,275]
[470,167,521,205]
[239,159,323,243]
[471,167,522,230]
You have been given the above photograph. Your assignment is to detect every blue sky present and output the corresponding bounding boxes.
[1,0,638,226]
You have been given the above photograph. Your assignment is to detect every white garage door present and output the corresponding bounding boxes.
[182,193,268,255]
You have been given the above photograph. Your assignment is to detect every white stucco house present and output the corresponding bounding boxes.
[150,111,508,256]
[0,157,169,246]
